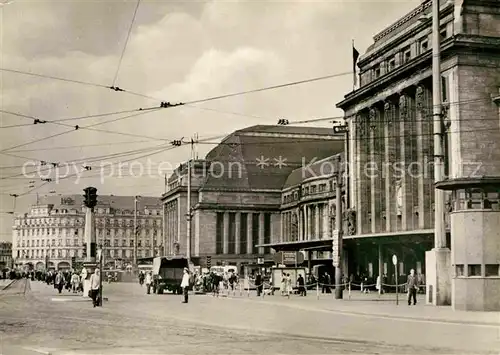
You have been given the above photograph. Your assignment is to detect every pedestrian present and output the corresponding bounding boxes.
[55,271,64,294]
[297,274,306,296]
[145,271,152,294]
[90,268,101,307]
[322,272,331,294]
[376,275,383,295]
[286,273,292,297]
[180,268,190,304]
[71,273,80,293]
[138,271,144,286]
[407,269,419,306]
[255,272,263,297]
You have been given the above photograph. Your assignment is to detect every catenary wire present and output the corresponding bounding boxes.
[111,0,141,87]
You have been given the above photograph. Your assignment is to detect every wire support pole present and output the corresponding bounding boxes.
[186,138,194,264]
[133,196,138,269]
[334,156,344,300]
[432,0,446,249]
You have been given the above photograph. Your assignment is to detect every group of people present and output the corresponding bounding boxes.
[42,269,83,294]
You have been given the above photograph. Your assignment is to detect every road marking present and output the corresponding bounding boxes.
[219,296,500,329]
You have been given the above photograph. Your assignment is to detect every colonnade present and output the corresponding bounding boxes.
[281,203,330,242]
[349,84,437,236]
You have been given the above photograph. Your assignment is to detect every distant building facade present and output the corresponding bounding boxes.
[12,195,162,271]
[337,0,500,309]
[162,125,344,272]
[0,242,13,270]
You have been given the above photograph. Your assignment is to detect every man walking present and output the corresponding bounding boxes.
[90,268,101,307]
[145,272,152,294]
[255,272,263,297]
[180,268,190,304]
[407,269,419,306]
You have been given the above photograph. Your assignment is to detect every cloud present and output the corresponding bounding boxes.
[0,0,420,240]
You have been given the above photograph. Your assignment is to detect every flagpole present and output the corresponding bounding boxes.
[352,39,355,92]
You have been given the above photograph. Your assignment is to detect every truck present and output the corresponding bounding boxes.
[152,256,189,294]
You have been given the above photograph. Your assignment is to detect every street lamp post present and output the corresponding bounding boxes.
[97,245,103,307]
[133,196,139,269]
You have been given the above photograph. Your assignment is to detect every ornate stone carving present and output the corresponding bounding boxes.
[399,95,408,117]
[369,108,377,131]
[416,86,425,112]
[356,114,365,137]
[330,203,336,228]
[442,103,451,131]
[384,102,392,125]
[342,208,356,236]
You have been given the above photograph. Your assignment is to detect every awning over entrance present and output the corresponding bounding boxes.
[256,239,333,252]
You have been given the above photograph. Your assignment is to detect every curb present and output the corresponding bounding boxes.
[220,295,500,328]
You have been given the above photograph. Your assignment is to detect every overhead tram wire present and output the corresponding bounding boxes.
[0,141,173,179]
[0,108,165,153]
[43,133,229,183]
[111,0,142,88]
[0,132,227,182]
[6,139,154,153]
[1,96,494,132]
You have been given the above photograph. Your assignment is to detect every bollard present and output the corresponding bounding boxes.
[239,283,242,297]
[316,282,319,300]
[262,284,265,299]
[348,282,351,300]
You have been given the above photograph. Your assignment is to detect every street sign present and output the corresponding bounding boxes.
[282,252,296,264]
[392,254,398,266]
[97,249,102,261]
[257,257,264,265]
[333,125,348,134]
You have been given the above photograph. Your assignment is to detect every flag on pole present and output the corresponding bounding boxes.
[164,174,167,193]
[352,41,360,90]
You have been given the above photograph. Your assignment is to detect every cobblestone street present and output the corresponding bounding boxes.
[1,281,499,354]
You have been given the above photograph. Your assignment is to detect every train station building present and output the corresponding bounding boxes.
[336,0,500,310]
[160,125,344,273]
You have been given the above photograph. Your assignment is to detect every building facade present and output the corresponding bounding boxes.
[12,195,162,271]
[0,242,13,270]
[337,0,500,309]
[161,125,344,272]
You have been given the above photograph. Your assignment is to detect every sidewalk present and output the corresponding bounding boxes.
[218,288,500,326]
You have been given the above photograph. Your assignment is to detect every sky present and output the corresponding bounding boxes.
[0,0,420,241]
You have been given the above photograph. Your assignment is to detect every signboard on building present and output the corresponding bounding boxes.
[333,125,348,134]
[257,257,264,265]
[332,230,340,267]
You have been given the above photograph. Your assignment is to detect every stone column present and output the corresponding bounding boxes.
[315,205,320,240]
[384,102,397,232]
[223,212,229,254]
[247,213,253,254]
[357,113,370,234]
[415,86,426,229]
[399,94,415,231]
[322,203,328,239]
[369,108,378,233]
[302,206,309,240]
[298,208,303,241]
[235,212,241,255]
[307,205,312,240]
[280,212,284,243]
[258,213,265,254]
[349,116,357,210]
